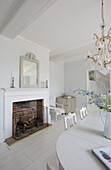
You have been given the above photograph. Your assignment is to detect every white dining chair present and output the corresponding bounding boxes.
[50,98,65,121]
[80,109,84,119]
[82,107,88,116]
[64,112,77,130]
[80,107,88,119]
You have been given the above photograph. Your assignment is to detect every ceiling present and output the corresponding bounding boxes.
[0,0,111,62]
[0,0,57,38]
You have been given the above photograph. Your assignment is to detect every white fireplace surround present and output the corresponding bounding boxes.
[1,88,49,141]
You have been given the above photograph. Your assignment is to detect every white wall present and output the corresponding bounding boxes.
[64,60,87,111]
[50,61,64,97]
[64,58,111,113]
[0,35,50,88]
[0,35,50,142]
[0,90,4,142]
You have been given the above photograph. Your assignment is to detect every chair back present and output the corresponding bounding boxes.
[64,112,77,130]
[50,98,56,107]
[50,97,65,121]
[80,107,88,119]
[80,109,84,119]
[82,107,88,116]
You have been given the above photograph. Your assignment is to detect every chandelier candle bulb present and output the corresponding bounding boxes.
[46,80,48,88]
[88,51,91,56]
[101,43,104,49]
[98,42,101,48]
[11,71,14,78]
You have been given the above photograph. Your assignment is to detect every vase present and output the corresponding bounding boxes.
[100,110,111,139]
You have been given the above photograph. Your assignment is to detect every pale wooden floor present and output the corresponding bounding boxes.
[0,116,65,170]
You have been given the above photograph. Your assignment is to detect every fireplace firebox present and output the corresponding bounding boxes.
[13,99,48,140]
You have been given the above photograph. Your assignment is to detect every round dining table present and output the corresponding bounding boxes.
[56,112,111,170]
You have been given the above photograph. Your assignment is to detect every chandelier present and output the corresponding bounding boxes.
[86,0,111,69]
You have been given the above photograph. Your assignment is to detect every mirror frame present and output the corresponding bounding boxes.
[20,53,39,88]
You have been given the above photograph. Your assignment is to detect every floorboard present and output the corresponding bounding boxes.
[0,116,65,170]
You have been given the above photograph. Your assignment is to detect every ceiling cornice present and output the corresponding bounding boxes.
[0,0,57,39]
[17,36,51,52]
[50,43,94,63]
[0,0,26,34]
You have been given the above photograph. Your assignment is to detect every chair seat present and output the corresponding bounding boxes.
[55,107,65,114]
[50,107,65,115]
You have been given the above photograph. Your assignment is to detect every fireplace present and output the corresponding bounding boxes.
[13,99,48,140]
[1,88,50,141]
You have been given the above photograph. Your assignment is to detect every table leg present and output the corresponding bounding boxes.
[59,161,64,170]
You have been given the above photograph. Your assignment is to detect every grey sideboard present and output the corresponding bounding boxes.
[56,96,76,114]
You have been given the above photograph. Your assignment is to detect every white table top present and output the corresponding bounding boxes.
[56,112,111,170]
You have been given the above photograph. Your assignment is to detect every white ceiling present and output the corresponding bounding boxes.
[0,0,57,38]
[20,0,111,60]
[0,0,111,62]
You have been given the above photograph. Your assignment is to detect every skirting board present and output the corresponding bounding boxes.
[0,130,4,143]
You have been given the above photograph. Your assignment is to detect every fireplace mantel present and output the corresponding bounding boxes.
[2,88,49,96]
[1,88,49,140]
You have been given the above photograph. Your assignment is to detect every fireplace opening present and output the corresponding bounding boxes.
[13,99,48,140]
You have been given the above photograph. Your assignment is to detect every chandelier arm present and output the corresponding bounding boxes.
[103,36,110,39]
[104,61,111,67]
[94,34,99,46]
[86,56,97,63]
[94,33,99,40]
[97,63,102,67]
[95,40,98,47]
[107,28,111,36]
[93,54,99,57]
[108,41,111,53]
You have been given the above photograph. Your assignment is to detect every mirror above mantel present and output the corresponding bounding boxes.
[20,53,39,88]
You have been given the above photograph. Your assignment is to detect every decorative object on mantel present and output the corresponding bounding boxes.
[26,52,36,60]
[41,81,44,88]
[20,52,39,88]
[11,77,15,88]
[41,80,48,88]
[72,89,111,139]
[10,71,15,88]
[86,0,111,71]
[46,80,48,88]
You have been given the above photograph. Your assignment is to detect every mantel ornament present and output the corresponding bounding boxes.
[26,52,36,60]
[20,52,39,88]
